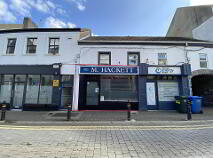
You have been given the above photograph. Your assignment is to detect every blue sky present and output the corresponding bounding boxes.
[0,0,212,36]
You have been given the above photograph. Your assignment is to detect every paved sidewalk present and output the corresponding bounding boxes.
[0,107,213,126]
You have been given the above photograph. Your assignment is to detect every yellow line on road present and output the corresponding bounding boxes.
[0,125,213,131]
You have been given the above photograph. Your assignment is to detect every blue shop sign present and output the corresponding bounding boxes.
[80,66,138,74]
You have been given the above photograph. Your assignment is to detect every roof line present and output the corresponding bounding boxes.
[0,28,81,34]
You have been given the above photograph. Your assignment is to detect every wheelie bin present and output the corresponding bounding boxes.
[188,96,203,114]
[175,96,188,113]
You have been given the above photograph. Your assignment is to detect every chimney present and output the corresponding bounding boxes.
[23,17,38,29]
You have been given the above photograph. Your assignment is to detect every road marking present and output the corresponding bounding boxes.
[0,125,213,131]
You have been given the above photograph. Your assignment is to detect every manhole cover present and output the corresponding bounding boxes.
[51,113,79,117]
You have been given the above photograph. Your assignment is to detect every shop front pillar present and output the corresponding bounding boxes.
[180,76,190,96]
[72,66,80,111]
[138,76,147,110]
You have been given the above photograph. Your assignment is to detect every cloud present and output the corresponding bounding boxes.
[0,0,16,22]
[56,8,66,15]
[44,16,76,28]
[10,0,31,16]
[190,0,213,6]
[66,0,86,11]
[8,0,66,17]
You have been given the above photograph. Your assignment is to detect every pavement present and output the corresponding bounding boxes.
[0,124,213,158]
[0,107,213,157]
[1,107,213,126]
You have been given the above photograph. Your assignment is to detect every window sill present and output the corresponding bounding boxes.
[23,54,37,56]
[45,54,60,56]
[1,54,15,56]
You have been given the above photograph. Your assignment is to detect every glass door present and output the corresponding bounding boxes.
[86,81,99,105]
[146,82,158,110]
[61,87,73,108]
[13,82,25,108]
[13,75,26,109]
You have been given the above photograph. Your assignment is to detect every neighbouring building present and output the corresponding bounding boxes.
[167,5,213,42]
[0,28,91,110]
[0,17,38,30]
[167,5,213,106]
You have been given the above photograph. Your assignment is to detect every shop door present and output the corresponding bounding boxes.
[86,81,99,105]
[13,82,25,108]
[146,82,158,110]
[61,87,73,108]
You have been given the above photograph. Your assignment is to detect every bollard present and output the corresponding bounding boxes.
[187,99,192,120]
[127,101,131,121]
[67,104,72,121]
[1,104,6,121]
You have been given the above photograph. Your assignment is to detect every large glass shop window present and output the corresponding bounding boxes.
[100,76,138,102]
[25,75,40,104]
[0,75,13,103]
[39,75,53,104]
[158,81,179,101]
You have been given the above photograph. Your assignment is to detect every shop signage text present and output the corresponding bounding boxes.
[148,67,181,75]
[80,66,138,74]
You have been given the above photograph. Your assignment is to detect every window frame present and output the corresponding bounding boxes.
[127,52,140,66]
[98,52,111,65]
[199,53,208,68]
[6,38,17,55]
[48,38,60,55]
[26,38,38,54]
[158,53,167,66]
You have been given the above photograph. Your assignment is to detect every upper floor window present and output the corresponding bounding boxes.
[98,52,111,65]
[6,39,16,54]
[48,38,60,55]
[128,52,140,66]
[26,38,37,54]
[158,53,167,65]
[199,53,208,68]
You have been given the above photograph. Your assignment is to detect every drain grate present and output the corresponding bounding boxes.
[50,112,79,117]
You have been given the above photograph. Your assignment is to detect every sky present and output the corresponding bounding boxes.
[0,0,213,36]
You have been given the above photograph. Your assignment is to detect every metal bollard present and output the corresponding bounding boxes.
[127,101,131,121]
[187,100,192,120]
[1,104,7,121]
[67,104,72,121]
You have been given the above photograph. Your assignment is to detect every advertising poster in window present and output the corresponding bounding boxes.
[146,82,156,105]
[158,82,179,101]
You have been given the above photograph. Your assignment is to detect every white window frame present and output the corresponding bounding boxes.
[199,53,208,68]
[158,53,167,66]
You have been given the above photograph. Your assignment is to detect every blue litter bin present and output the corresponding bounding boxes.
[188,96,203,114]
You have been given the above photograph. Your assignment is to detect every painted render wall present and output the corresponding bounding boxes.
[0,31,80,67]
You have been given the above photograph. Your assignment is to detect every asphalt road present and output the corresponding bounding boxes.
[0,125,213,158]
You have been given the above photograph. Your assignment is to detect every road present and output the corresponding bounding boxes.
[0,125,213,158]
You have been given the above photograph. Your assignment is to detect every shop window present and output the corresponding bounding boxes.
[158,82,179,101]
[48,38,60,55]
[25,75,40,104]
[98,52,111,65]
[6,39,16,54]
[62,75,73,82]
[128,52,139,66]
[100,76,138,101]
[199,54,208,68]
[26,38,37,54]
[0,75,13,103]
[15,75,26,82]
[158,53,167,65]
[39,75,53,104]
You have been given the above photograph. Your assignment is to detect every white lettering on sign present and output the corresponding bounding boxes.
[148,67,181,75]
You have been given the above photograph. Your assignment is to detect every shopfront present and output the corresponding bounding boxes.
[78,66,139,110]
[139,64,191,110]
[0,65,61,110]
